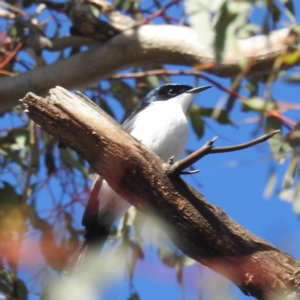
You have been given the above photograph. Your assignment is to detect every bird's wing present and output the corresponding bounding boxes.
[79,110,139,255]
[82,174,102,227]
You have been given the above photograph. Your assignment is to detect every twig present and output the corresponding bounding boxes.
[141,0,180,24]
[111,69,245,100]
[0,41,23,69]
[170,130,281,174]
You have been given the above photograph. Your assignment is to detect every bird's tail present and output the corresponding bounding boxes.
[71,221,110,269]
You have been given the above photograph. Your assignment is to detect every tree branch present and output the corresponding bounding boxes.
[24,35,96,52]
[1,25,298,112]
[21,87,300,300]
[170,131,280,174]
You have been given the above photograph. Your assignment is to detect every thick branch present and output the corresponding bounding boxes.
[1,25,299,111]
[21,87,300,300]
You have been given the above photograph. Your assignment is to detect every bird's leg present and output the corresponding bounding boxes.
[166,155,199,175]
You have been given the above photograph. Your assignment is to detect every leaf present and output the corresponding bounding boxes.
[213,2,233,64]
[114,0,134,10]
[242,97,277,112]
[283,73,300,83]
[110,80,137,110]
[8,23,24,38]
[202,107,235,126]
[278,187,295,202]
[189,111,204,139]
[263,167,277,199]
[185,0,221,47]
[145,75,160,89]
[45,137,57,175]
[40,220,68,270]
[265,116,283,162]
[292,181,300,215]
[283,121,300,148]
[283,0,295,23]
[282,155,298,189]
[0,181,27,234]
[88,3,100,18]
[266,0,281,23]
[159,246,183,268]
[213,2,252,64]
[0,270,28,300]
[0,181,19,206]
[281,51,300,66]
[14,278,28,300]
[128,292,140,300]
[189,104,235,129]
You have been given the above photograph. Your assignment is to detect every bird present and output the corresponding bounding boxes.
[79,83,211,258]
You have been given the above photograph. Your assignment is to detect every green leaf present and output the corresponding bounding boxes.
[242,97,277,112]
[202,107,235,126]
[8,23,25,38]
[0,181,20,206]
[283,121,300,148]
[128,292,140,300]
[14,278,28,300]
[146,76,160,88]
[213,2,251,64]
[265,116,283,161]
[266,0,281,23]
[190,111,204,139]
[189,105,235,127]
[88,3,100,18]
[292,181,300,215]
[110,81,137,110]
[185,0,221,47]
[283,0,295,23]
[282,52,300,66]
[213,2,233,64]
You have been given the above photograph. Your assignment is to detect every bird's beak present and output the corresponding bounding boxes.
[173,85,212,113]
[187,85,212,94]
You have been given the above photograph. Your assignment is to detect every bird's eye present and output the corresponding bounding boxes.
[168,89,176,96]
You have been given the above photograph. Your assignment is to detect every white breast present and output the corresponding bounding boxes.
[130,101,189,162]
[97,101,189,223]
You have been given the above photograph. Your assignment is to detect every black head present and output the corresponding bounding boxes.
[142,84,193,105]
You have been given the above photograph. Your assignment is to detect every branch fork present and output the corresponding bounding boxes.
[169,131,281,175]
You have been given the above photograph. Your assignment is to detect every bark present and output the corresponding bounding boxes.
[1,24,299,112]
[21,87,300,300]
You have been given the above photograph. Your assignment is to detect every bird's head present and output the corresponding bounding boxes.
[142,83,212,112]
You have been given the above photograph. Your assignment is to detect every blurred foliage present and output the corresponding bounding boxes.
[0,0,299,299]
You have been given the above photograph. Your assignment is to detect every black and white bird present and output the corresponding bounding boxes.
[80,83,211,255]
